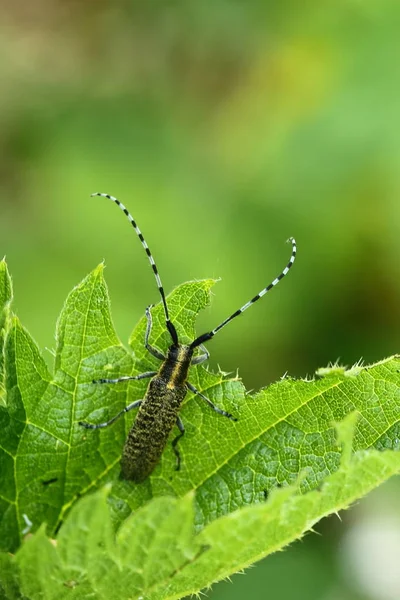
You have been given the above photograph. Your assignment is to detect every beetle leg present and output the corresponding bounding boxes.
[144,305,165,360]
[171,416,185,471]
[93,371,157,384]
[79,399,142,430]
[191,344,210,365]
[186,381,237,421]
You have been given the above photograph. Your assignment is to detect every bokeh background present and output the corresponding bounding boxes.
[1,1,400,598]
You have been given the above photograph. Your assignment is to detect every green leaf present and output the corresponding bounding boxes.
[0,263,222,552]
[0,263,132,551]
[4,426,400,599]
[17,526,64,600]
[166,430,400,598]
[108,346,400,534]
[0,551,22,600]
[0,258,12,405]
[1,260,400,599]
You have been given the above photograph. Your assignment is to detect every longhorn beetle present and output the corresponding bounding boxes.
[79,193,297,482]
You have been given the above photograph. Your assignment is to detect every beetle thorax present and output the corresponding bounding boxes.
[159,344,194,387]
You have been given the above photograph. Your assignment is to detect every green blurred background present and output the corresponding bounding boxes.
[1,1,400,598]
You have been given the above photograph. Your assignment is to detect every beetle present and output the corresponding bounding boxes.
[79,193,296,482]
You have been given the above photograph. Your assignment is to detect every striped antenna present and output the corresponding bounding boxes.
[92,193,178,345]
[191,237,297,348]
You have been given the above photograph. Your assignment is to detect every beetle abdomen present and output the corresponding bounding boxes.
[121,377,187,482]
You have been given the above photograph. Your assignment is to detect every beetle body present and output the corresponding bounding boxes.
[121,345,192,482]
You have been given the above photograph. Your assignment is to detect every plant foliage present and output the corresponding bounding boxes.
[0,259,399,599]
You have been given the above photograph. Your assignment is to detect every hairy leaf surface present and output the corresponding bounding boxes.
[0,261,399,599]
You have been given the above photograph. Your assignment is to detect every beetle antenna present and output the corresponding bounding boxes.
[191,237,297,348]
[91,193,178,345]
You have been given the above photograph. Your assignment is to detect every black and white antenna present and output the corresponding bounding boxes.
[91,193,178,345]
[191,237,297,348]
[92,192,296,349]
